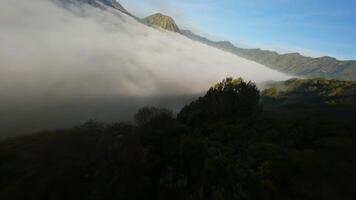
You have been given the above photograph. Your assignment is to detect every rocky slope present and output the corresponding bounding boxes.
[143,13,181,33]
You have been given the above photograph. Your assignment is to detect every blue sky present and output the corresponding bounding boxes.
[120,0,356,60]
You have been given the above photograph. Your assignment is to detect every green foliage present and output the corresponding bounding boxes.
[178,78,260,126]
[262,78,356,110]
[282,78,356,97]
[1,78,356,200]
[262,87,279,98]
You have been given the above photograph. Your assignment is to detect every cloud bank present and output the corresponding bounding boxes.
[0,0,290,136]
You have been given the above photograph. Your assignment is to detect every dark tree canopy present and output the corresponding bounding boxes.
[135,107,174,128]
[1,78,356,200]
[178,77,260,126]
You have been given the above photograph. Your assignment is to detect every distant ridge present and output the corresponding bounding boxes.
[143,13,181,33]
[100,0,127,11]
[55,0,134,17]
[182,30,356,81]
[55,1,356,80]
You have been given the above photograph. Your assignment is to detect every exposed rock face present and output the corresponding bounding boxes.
[143,13,181,33]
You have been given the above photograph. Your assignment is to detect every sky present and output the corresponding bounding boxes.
[120,0,356,60]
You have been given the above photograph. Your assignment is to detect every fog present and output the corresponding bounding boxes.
[0,0,290,137]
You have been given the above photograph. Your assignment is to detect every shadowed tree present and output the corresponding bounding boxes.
[177,77,260,126]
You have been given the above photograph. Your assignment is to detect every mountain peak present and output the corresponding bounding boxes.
[152,13,165,17]
[143,13,181,33]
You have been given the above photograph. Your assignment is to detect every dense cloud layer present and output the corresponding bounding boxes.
[0,0,290,136]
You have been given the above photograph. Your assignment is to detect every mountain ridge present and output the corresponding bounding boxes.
[55,1,356,81]
[182,30,356,80]
[55,0,133,16]
[138,11,356,81]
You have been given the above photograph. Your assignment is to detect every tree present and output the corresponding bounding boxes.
[177,77,260,126]
[135,107,174,128]
[262,87,279,98]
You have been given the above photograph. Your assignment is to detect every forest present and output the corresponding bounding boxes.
[0,78,355,200]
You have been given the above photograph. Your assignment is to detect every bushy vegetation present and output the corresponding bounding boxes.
[266,78,356,98]
[1,78,356,200]
[178,78,260,126]
[262,78,356,111]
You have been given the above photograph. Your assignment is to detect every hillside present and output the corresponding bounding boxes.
[262,78,356,103]
[143,13,181,33]
[182,30,356,81]
[1,78,356,200]
[261,78,356,119]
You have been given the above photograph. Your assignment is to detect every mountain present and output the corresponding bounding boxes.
[99,0,126,11]
[55,2,356,81]
[55,0,133,16]
[182,30,356,81]
[143,13,181,33]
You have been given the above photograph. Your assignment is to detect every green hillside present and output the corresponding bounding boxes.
[261,78,356,120]
[262,78,356,107]
[182,30,356,80]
